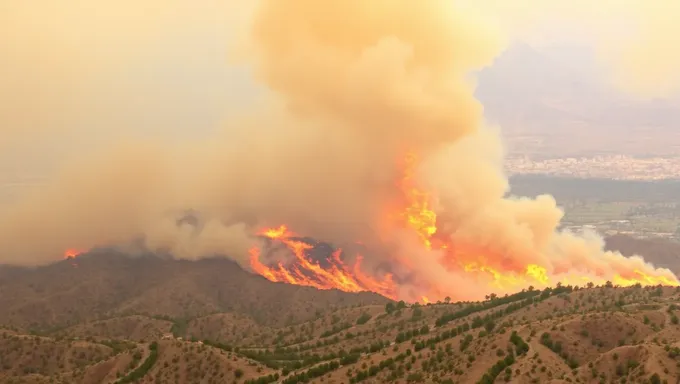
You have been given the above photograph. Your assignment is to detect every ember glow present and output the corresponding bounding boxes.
[63,249,82,259]
[63,249,81,268]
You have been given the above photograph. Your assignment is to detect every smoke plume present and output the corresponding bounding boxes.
[0,0,678,301]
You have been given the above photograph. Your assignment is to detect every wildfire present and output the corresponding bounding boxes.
[245,151,679,301]
[249,228,397,299]
[63,249,81,268]
[398,152,438,249]
[239,148,679,303]
[258,224,295,239]
[64,249,81,258]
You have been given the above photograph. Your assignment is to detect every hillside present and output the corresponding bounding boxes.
[0,252,389,331]
[2,283,680,383]
[2,252,680,383]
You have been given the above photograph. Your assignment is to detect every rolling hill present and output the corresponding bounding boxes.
[1,282,680,383]
[0,251,388,332]
[1,241,679,383]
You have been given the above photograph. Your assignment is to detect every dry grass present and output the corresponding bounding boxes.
[56,315,173,342]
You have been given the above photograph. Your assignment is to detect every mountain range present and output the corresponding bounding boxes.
[476,43,680,157]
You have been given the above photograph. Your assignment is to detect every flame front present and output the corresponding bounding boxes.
[249,230,397,299]
[247,152,678,301]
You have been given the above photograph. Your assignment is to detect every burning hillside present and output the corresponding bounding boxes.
[250,222,679,302]
[249,225,397,299]
[248,151,678,302]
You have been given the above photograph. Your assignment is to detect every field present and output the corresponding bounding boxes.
[510,176,680,241]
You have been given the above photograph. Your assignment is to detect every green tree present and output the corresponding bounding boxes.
[649,373,661,384]
[356,312,372,325]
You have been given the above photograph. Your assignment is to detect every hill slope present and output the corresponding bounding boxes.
[2,284,680,383]
[0,252,389,331]
[2,251,680,383]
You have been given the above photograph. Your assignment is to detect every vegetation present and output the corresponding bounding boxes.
[116,342,158,383]
[435,288,543,327]
[281,361,341,384]
[356,312,372,325]
[349,350,410,383]
[0,255,678,384]
[540,332,579,368]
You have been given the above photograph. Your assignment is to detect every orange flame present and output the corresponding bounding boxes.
[249,228,397,299]
[258,224,295,239]
[398,152,437,249]
[393,153,678,296]
[63,249,82,259]
[63,249,82,268]
[248,152,678,301]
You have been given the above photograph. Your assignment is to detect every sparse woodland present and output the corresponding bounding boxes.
[1,254,680,383]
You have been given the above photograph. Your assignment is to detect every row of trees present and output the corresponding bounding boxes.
[319,322,352,338]
[437,285,577,328]
[246,339,392,382]
[540,332,578,369]
[477,332,530,384]
[349,349,411,383]
[395,325,430,343]
[280,360,341,384]
[509,331,529,355]
[385,300,408,314]
[477,353,516,384]
[435,289,541,327]
[116,342,158,383]
[244,373,279,384]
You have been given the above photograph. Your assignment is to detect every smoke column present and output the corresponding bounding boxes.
[0,0,678,300]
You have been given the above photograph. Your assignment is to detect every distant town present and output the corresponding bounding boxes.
[506,155,680,180]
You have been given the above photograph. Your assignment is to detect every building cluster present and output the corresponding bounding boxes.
[506,155,680,180]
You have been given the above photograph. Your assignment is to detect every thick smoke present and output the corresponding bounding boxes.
[0,0,678,300]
